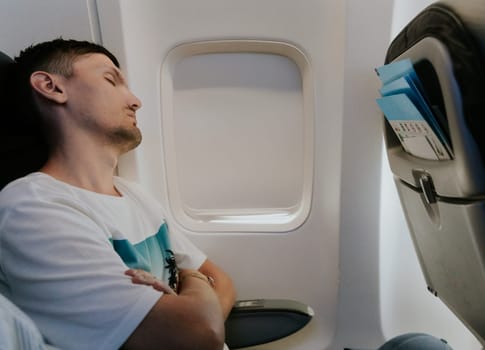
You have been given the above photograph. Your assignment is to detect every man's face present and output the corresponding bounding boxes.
[63,53,142,153]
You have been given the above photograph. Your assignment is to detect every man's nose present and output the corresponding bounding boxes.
[129,91,142,111]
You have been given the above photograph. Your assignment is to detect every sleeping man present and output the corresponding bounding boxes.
[0,38,236,350]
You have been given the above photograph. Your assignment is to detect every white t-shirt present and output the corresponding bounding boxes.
[0,172,206,350]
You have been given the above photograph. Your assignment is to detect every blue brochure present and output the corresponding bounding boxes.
[375,59,415,85]
[375,59,452,160]
[376,94,451,160]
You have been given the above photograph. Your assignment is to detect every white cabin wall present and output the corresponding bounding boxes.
[379,0,482,348]
[0,0,100,57]
[328,0,394,348]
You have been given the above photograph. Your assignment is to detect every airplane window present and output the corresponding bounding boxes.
[160,41,314,232]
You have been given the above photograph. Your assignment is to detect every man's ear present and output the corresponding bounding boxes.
[30,71,68,104]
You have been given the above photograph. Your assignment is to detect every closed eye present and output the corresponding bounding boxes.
[105,74,116,86]
[106,78,115,86]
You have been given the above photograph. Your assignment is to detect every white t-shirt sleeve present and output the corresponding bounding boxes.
[170,225,207,270]
[115,176,207,270]
[0,193,161,350]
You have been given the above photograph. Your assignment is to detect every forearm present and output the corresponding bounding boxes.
[212,273,237,319]
[198,260,237,319]
[176,270,225,347]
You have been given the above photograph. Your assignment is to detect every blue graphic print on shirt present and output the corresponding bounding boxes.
[111,223,172,283]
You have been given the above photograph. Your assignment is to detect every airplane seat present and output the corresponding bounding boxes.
[0,50,58,350]
[379,0,485,347]
[0,50,48,191]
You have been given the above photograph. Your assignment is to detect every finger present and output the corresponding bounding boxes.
[124,269,137,277]
[150,280,177,295]
[131,272,156,285]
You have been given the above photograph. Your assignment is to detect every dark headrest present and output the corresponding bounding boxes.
[0,52,14,105]
[0,51,48,190]
[0,51,13,76]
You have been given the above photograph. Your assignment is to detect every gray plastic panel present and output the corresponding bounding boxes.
[395,180,485,344]
[225,299,314,349]
[385,37,485,198]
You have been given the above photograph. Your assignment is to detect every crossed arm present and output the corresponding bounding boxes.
[198,259,236,319]
[122,259,236,350]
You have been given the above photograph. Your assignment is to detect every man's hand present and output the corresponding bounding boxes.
[125,269,177,295]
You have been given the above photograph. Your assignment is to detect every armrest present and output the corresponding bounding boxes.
[225,299,314,349]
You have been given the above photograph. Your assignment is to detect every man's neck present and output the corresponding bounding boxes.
[40,141,121,197]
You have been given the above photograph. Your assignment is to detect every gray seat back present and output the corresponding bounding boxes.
[383,1,485,345]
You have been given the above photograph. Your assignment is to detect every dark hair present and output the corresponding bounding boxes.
[14,38,119,77]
